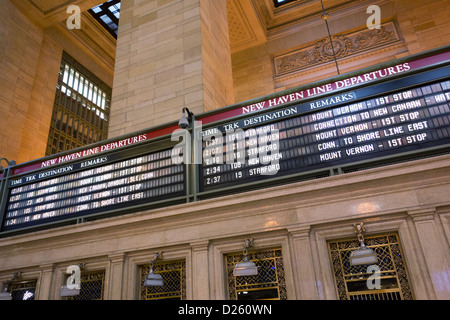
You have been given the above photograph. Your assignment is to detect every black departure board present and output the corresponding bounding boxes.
[2,52,450,234]
[200,77,450,192]
[2,147,185,231]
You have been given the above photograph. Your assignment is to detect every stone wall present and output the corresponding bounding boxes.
[0,153,449,299]
[109,0,234,139]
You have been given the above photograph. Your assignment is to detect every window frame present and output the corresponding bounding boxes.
[46,52,111,156]
[88,0,121,39]
[273,0,297,8]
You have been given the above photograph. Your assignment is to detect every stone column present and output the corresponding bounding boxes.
[191,240,209,299]
[289,226,319,299]
[38,263,55,300]
[108,253,127,300]
[409,208,450,300]
[109,0,234,138]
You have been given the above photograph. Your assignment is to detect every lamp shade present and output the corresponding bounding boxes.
[350,247,377,266]
[59,285,80,297]
[233,257,258,276]
[0,291,12,300]
[144,271,164,287]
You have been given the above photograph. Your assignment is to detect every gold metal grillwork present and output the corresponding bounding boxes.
[140,260,186,300]
[66,270,105,300]
[328,233,414,300]
[226,248,287,300]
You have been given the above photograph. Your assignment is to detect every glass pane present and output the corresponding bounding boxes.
[63,65,70,84]
[68,68,75,88]
[73,71,80,93]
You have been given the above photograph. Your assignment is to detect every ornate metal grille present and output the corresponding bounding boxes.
[328,233,414,300]
[226,248,287,300]
[67,270,105,300]
[46,52,111,156]
[10,280,37,300]
[140,260,186,300]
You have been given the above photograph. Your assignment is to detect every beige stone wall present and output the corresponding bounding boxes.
[110,0,202,137]
[0,0,114,165]
[0,0,46,163]
[396,0,450,54]
[109,0,234,139]
[3,0,448,162]
[0,154,449,299]
[200,0,235,112]
[232,44,274,104]
[17,34,63,163]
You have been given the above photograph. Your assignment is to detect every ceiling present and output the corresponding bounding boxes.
[10,0,389,82]
[10,0,116,74]
[11,0,372,52]
[10,0,105,28]
[227,0,370,52]
[10,0,403,95]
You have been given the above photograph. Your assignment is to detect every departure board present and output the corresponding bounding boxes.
[2,52,450,234]
[2,147,185,231]
[200,77,450,191]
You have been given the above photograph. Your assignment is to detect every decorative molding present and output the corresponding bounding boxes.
[250,0,371,40]
[13,0,105,28]
[274,42,408,89]
[227,0,256,48]
[191,240,210,252]
[57,12,116,72]
[29,0,77,16]
[273,21,402,77]
[272,0,314,15]
[227,0,267,52]
[252,0,316,31]
[408,208,437,222]
[287,225,311,238]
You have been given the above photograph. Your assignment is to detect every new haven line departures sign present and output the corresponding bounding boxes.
[200,65,450,191]
[1,48,450,233]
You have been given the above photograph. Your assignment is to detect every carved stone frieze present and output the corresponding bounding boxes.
[274,22,402,77]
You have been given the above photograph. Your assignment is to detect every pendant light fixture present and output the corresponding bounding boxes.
[233,239,258,276]
[350,223,378,266]
[143,252,164,287]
